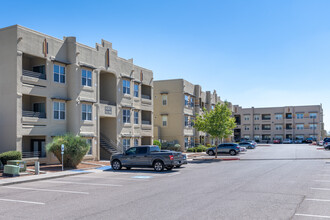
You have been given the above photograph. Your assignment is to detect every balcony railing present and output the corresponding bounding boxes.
[22,110,46,118]
[142,120,151,125]
[22,151,46,158]
[141,94,151,100]
[22,69,46,80]
[100,100,116,106]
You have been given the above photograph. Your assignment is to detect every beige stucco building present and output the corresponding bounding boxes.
[153,79,233,148]
[0,25,153,163]
[233,105,325,142]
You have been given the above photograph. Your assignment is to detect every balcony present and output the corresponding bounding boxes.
[99,100,117,118]
[22,110,46,118]
[141,110,152,130]
[262,114,271,120]
[22,69,46,80]
[22,53,47,80]
[22,94,47,120]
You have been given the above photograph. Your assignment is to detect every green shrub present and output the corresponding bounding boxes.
[187,148,195,152]
[47,134,89,168]
[0,151,22,165]
[206,144,211,148]
[162,143,182,152]
[153,140,161,149]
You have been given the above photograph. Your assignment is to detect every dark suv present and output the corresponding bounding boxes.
[324,138,330,150]
[207,143,240,156]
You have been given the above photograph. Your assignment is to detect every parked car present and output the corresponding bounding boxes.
[324,138,330,150]
[273,139,281,144]
[294,139,303,144]
[317,140,324,146]
[239,142,255,149]
[282,139,293,144]
[207,143,240,156]
[111,145,183,172]
[304,137,315,143]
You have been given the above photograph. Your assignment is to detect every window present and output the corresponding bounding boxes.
[53,102,65,120]
[211,105,215,110]
[275,114,283,120]
[82,69,92,87]
[254,135,260,141]
[310,124,317,129]
[309,113,317,119]
[134,111,139,124]
[275,125,282,130]
[162,95,167,106]
[54,64,65,83]
[296,124,304,130]
[190,97,194,107]
[123,79,130,94]
[82,104,92,121]
[254,115,260,120]
[134,84,139,97]
[162,115,167,126]
[124,143,134,153]
[136,147,148,154]
[262,124,271,130]
[86,139,92,155]
[296,113,304,119]
[185,116,189,127]
[33,65,45,74]
[123,109,131,123]
[244,115,250,120]
[262,114,271,120]
[254,125,260,130]
[134,138,139,146]
[243,135,250,140]
[185,95,189,106]
[185,137,189,148]
[244,126,250,130]
[286,113,292,119]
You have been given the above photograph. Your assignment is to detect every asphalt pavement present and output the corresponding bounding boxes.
[1,144,330,220]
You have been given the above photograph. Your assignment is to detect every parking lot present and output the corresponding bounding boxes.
[1,143,330,219]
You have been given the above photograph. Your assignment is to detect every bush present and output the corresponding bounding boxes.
[0,151,22,165]
[186,145,208,153]
[153,140,161,149]
[206,144,211,148]
[47,134,89,168]
[161,143,182,152]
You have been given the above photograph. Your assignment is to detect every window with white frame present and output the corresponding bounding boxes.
[82,69,92,87]
[134,84,139,97]
[162,95,167,106]
[134,111,139,124]
[82,104,92,121]
[275,124,282,130]
[123,79,130,94]
[310,124,317,129]
[296,113,304,119]
[254,135,260,141]
[123,138,130,149]
[86,139,92,155]
[185,95,189,106]
[123,109,131,123]
[162,115,167,126]
[275,114,283,120]
[244,115,250,120]
[254,115,260,120]
[244,126,250,130]
[254,125,260,130]
[309,113,317,119]
[134,138,139,146]
[296,124,304,130]
[54,64,65,83]
[53,102,65,120]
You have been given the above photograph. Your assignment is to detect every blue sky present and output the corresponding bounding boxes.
[1,0,329,131]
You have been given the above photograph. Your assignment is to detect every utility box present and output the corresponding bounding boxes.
[7,160,26,172]
[3,165,20,177]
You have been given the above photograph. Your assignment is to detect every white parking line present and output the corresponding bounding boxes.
[0,198,45,205]
[295,213,330,219]
[167,172,181,177]
[306,198,330,202]
[3,186,89,194]
[70,176,149,181]
[43,180,122,187]
[311,188,330,191]
[314,180,330,183]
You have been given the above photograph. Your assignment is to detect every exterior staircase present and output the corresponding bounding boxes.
[99,133,123,156]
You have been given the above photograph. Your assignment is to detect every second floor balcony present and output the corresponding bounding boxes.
[22,94,47,119]
[22,53,47,80]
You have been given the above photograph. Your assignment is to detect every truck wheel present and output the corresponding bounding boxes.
[111,160,122,170]
[153,160,164,172]
[166,166,174,171]
[229,150,236,156]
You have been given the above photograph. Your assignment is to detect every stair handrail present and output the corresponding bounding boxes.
[100,133,124,153]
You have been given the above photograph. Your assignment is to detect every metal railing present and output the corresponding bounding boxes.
[142,120,151,125]
[100,133,124,153]
[22,110,46,118]
[22,69,46,80]
[22,151,46,158]
[141,94,151,100]
[100,100,116,106]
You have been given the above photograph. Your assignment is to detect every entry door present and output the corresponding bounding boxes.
[31,139,46,157]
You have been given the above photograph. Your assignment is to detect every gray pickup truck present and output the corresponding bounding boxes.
[111,145,184,172]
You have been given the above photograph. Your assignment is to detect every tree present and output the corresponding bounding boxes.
[47,134,90,168]
[194,102,236,158]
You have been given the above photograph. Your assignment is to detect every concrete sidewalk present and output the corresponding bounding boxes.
[0,169,102,186]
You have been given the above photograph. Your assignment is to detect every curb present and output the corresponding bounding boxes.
[192,157,240,162]
[0,171,89,186]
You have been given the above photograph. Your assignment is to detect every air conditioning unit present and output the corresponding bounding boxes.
[3,165,20,177]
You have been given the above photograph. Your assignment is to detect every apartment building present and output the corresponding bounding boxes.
[233,105,325,142]
[0,25,153,163]
[153,79,232,149]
